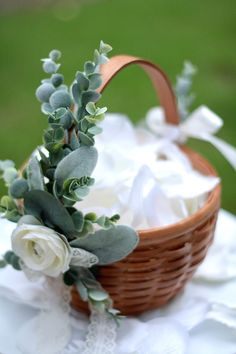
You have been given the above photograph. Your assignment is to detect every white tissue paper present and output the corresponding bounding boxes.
[78,108,220,229]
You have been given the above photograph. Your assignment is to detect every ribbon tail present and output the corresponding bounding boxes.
[83,309,117,354]
[199,134,236,170]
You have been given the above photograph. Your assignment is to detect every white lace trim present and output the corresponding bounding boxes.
[82,309,117,354]
[70,248,99,268]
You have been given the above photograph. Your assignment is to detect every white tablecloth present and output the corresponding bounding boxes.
[0,209,236,354]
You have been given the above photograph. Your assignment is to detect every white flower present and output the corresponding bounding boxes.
[11,224,72,277]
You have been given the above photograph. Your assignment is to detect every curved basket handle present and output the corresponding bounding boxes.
[98,55,180,125]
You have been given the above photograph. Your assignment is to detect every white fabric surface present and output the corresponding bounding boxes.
[0,209,236,353]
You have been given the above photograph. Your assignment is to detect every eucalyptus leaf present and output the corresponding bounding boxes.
[10,178,29,199]
[41,102,53,115]
[99,40,112,55]
[5,209,21,222]
[70,225,139,265]
[72,83,81,103]
[70,129,80,150]
[88,289,109,302]
[81,118,89,133]
[24,190,75,238]
[84,61,95,75]
[54,146,98,187]
[0,160,15,173]
[63,269,78,286]
[88,73,102,90]
[49,90,72,110]
[81,91,101,106]
[59,110,73,130]
[72,210,84,232]
[3,167,18,185]
[86,102,96,115]
[18,215,42,226]
[42,59,60,74]
[85,212,97,222]
[76,72,90,91]
[0,259,7,268]
[98,54,109,65]
[93,49,100,65]
[54,127,65,141]
[85,114,105,124]
[0,196,16,211]
[76,280,89,301]
[51,73,64,87]
[27,156,45,191]
[35,83,55,103]
[79,132,94,146]
[87,125,103,135]
[49,49,61,61]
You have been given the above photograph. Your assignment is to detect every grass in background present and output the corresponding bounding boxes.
[0,0,235,212]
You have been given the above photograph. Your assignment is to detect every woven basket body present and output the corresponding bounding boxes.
[71,56,221,315]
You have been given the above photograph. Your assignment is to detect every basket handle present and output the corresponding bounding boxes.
[98,55,180,125]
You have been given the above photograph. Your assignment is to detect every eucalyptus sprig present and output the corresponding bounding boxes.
[175,61,197,121]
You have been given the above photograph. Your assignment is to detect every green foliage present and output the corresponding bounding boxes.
[70,225,139,265]
[85,212,97,222]
[49,90,72,110]
[43,125,65,153]
[0,160,15,174]
[175,61,197,121]
[27,156,45,191]
[61,176,95,204]
[63,268,78,286]
[41,102,54,114]
[1,167,18,187]
[0,258,7,268]
[0,43,139,320]
[69,129,80,150]
[78,131,95,146]
[99,40,113,55]
[74,268,121,318]
[85,102,107,124]
[71,210,84,232]
[59,109,74,129]
[0,195,21,222]
[87,125,103,135]
[24,190,75,238]
[4,251,21,270]
[54,146,98,187]
[9,178,29,199]
[35,83,55,103]
[49,49,61,62]
[96,214,120,229]
[51,73,64,87]
[42,59,60,74]
[18,214,42,226]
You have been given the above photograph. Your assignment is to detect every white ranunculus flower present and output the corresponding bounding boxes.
[11,224,72,277]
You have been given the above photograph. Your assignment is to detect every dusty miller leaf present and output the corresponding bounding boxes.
[70,225,139,265]
[27,156,45,191]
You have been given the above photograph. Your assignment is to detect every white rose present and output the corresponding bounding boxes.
[11,224,72,277]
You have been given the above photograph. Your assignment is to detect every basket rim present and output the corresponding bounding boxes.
[137,145,221,238]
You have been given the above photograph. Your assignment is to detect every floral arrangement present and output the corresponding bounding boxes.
[0,42,139,321]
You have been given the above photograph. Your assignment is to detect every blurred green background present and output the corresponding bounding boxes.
[0,0,235,213]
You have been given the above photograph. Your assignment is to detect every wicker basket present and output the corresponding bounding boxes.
[71,55,221,316]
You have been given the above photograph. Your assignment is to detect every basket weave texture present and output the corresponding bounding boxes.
[71,56,221,315]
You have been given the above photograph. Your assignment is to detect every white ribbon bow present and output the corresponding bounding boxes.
[146,105,236,170]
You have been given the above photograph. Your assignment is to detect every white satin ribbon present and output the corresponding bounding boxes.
[146,105,236,170]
